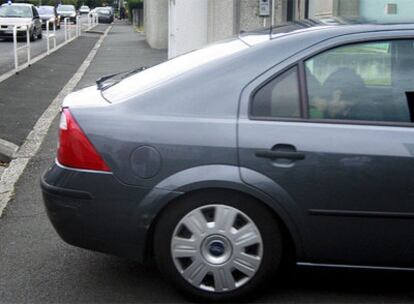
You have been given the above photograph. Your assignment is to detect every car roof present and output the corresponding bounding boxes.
[239,20,414,47]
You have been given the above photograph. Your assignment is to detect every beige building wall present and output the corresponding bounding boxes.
[308,0,338,18]
[145,0,308,54]
[143,0,168,49]
[239,0,264,31]
[337,0,360,17]
[207,0,287,43]
[207,0,236,43]
[308,0,360,19]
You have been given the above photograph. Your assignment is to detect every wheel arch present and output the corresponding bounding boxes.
[143,166,304,264]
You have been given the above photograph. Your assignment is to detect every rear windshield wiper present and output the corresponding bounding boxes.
[96,66,147,90]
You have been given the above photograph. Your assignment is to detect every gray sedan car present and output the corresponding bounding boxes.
[41,21,414,301]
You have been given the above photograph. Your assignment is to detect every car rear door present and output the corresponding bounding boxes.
[238,36,414,268]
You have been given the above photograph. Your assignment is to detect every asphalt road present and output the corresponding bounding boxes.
[0,14,91,76]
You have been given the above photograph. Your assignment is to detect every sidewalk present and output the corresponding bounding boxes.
[76,20,167,89]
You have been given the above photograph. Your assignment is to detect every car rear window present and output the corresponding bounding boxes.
[97,9,110,14]
[37,6,54,14]
[0,5,32,18]
[57,5,75,12]
[101,39,250,103]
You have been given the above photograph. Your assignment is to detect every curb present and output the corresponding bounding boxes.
[0,25,112,217]
[0,138,18,163]
[85,30,106,35]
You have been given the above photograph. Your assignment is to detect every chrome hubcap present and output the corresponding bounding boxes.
[171,204,263,293]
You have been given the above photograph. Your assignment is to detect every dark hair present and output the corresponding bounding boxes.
[322,68,366,101]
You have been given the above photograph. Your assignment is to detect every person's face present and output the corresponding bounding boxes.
[328,90,353,117]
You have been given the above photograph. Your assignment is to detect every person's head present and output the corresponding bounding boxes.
[322,68,365,119]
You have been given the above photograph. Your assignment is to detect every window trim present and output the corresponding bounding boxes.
[248,37,414,128]
[249,64,303,120]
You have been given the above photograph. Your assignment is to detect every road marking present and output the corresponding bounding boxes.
[0,23,99,84]
[0,25,112,217]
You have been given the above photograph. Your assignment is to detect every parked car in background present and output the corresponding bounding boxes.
[56,4,77,24]
[41,21,414,301]
[79,5,90,15]
[37,5,60,30]
[95,7,113,24]
[0,3,42,41]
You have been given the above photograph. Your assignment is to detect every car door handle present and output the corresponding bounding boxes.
[255,150,305,160]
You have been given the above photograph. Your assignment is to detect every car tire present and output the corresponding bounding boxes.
[154,190,283,302]
[37,29,42,39]
[29,29,36,41]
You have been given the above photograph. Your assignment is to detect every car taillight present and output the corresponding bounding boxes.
[57,108,111,172]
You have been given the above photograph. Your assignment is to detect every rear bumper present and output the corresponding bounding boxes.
[98,16,113,23]
[41,20,56,29]
[59,16,76,22]
[41,163,182,262]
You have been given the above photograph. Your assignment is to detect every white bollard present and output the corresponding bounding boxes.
[13,24,31,73]
[46,21,49,54]
[13,26,18,71]
[76,15,80,36]
[68,17,72,39]
[53,20,56,48]
[46,18,57,54]
[26,25,30,65]
[64,18,68,41]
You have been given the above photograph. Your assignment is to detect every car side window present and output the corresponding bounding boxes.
[251,66,301,118]
[32,7,39,18]
[305,40,414,123]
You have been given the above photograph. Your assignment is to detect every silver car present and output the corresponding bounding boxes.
[0,3,42,41]
[79,5,90,15]
[56,4,77,24]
